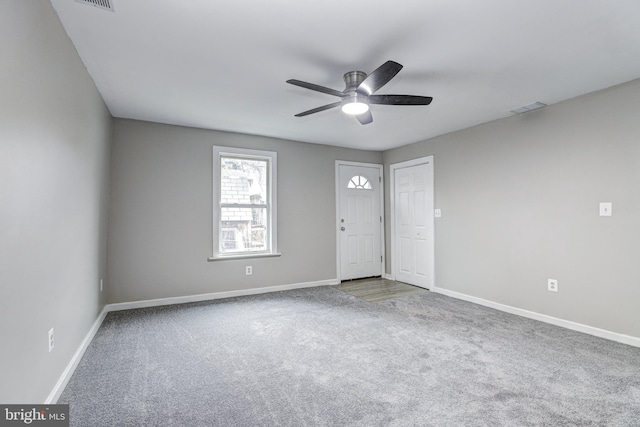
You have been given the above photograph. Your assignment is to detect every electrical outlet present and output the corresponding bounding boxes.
[599,202,612,217]
[548,279,558,292]
[246,266,253,275]
[48,328,54,352]
[434,209,442,218]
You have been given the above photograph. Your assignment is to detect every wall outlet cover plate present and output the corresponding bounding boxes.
[599,202,612,216]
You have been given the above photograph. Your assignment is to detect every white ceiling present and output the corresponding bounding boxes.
[50,0,640,151]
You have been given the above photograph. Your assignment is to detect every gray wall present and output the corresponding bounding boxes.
[0,1,112,402]
[107,119,382,303]
[383,79,640,338]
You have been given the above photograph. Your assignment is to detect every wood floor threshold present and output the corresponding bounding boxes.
[335,278,429,302]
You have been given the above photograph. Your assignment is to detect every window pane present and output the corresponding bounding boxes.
[220,207,268,253]
[221,157,267,204]
[347,175,372,190]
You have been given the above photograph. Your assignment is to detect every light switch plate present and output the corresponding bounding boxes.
[599,202,612,217]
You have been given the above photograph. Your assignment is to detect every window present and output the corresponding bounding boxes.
[210,146,279,260]
[347,175,372,190]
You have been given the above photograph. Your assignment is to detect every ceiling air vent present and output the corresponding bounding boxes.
[75,0,114,12]
[511,102,547,114]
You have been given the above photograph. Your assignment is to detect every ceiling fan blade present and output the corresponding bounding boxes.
[356,60,403,95]
[286,79,345,98]
[369,94,433,105]
[355,110,373,125]
[294,101,342,117]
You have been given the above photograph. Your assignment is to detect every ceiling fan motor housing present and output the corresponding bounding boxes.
[342,71,369,108]
[343,71,367,91]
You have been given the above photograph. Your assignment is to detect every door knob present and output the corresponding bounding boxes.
[341,227,345,231]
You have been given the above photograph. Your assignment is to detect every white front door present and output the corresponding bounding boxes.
[338,163,382,280]
[393,158,434,288]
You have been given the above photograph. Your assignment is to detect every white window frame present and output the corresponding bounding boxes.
[208,146,280,261]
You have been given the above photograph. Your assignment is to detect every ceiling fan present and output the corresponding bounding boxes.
[286,60,433,125]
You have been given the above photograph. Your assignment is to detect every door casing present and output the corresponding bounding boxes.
[335,161,385,282]
[389,156,435,289]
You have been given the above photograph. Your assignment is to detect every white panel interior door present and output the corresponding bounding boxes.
[339,165,381,280]
[394,161,433,288]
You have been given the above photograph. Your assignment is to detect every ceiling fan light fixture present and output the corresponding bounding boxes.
[341,92,369,115]
[342,101,369,115]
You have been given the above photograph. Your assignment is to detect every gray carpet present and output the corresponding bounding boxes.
[59,286,640,426]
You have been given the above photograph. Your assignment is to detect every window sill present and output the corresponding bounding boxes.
[208,252,282,262]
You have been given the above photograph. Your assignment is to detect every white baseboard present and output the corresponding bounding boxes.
[46,306,109,404]
[432,286,640,348]
[46,278,338,402]
[384,273,394,280]
[106,279,339,312]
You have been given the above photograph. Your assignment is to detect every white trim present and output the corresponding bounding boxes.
[335,161,385,282]
[335,160,384,168]
[46,278,338,402]
[104,279,338,312]
[46,306,109,403]
[432,286,640,348]
[389,156,435,288]
[208,252,282,262]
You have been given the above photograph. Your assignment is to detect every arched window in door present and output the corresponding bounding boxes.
[347,175,372,190]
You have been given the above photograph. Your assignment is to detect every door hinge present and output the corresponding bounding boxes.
[380,216,382,223]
